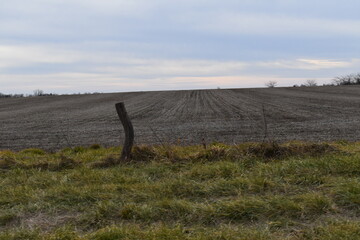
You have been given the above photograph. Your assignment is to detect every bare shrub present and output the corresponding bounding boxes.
[33,89,44,96]
[333,73,360,86]
[304,79,317,87]
[265,81,277,88]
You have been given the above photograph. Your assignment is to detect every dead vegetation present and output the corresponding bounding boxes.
[191,145,228,162]
[131,145,157,161]
[1,142,344,171]
[244,142,341,159]
[91,155,120,168]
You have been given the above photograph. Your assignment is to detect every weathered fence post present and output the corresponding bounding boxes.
[115,102,134,161]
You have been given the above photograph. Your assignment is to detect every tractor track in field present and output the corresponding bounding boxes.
[1,86,360,151]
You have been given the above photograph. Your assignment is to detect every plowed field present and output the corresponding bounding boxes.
[1,86,360,151]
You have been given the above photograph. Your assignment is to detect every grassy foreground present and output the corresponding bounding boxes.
[1,141,360,239]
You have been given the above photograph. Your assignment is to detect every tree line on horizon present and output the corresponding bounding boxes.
[0,89,101,99]
[265,73,360,88]
[1,73,360,98]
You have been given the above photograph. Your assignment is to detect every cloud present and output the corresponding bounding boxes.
[296,59,353,69]
[96,59,248,78]
[258,59,359,70]
[1,43,360,94]
[0,43,248,76]
[3,43,357,74]
[3,0,359,42]
[0,0,150,16]
[0,0,156,40]
[0,45,85,69]
[0,72,146,93]
[182,12,360,37]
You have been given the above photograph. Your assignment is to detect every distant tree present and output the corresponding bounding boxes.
[304,79,317,87]
[0,93,11,98]
[33,89,44,96]
[333,73,360,86]
[265,81,277,88]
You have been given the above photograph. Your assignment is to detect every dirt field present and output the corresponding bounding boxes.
[1,86,360,151]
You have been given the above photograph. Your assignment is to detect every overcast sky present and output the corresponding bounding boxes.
[1,0,360,94]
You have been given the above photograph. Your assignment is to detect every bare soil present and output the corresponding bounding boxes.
[1,86,360,151]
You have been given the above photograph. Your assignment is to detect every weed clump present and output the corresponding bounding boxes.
[53,155,80,171]
[245,142,339,159]
[91,155,120,168]
[0,213,18,226]
[216,198,268,222]
[289,142,340,156]
[25,162,50,171]
[22,155,79,171]
[192,145,228,161]
[89,144,102,150]
[0,156,17,169]
[246,142,284,159]
[131,145,157,162]
[155,146,185,162]
[72,146,86,154]
[91,145,158,167]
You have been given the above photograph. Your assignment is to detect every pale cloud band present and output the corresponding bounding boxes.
[1,43,359,94]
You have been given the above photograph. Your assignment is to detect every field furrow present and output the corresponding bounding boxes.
[1,86,360,150]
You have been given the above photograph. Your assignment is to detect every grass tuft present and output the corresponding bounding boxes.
[192,145,228,161]
[72,146,86,154]
[54,155,80,170]
[89,144,102,150]
[91,155,120,168]
[0,156,17,169]
[131,145,157,162]
[0,213,18,227]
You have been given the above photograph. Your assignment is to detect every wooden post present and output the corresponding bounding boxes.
[115,102,134,161]
[202,137,207,150]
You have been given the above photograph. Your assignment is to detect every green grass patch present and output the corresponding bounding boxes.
[1,141,360,239]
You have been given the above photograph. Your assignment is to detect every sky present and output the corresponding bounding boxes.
[1,0,360,94]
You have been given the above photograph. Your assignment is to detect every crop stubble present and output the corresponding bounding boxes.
[1,86,360,151]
